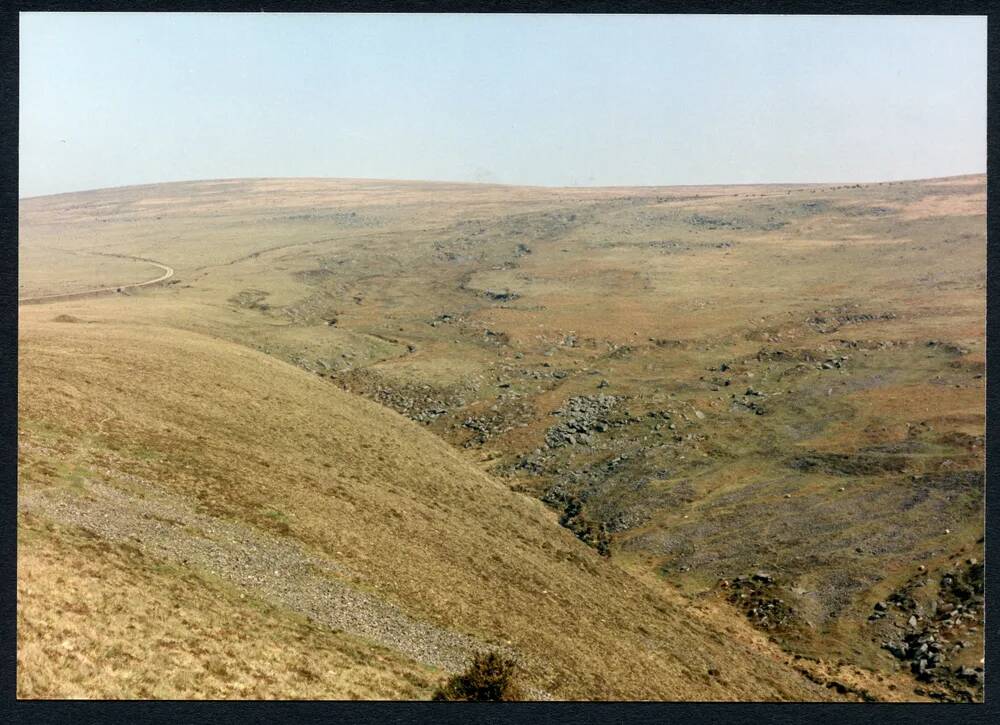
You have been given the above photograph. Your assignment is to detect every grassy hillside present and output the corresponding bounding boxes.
[18,175,984,700]
[18,515,438,699]
[18,309,857,700]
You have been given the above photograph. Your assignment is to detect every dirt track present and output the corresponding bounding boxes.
[18,251,174,305]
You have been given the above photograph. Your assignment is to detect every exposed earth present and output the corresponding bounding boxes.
[18,174,985,700]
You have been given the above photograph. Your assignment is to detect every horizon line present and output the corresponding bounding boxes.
[18,170,987,201]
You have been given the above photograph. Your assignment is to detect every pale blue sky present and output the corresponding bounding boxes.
[19,13,987,198]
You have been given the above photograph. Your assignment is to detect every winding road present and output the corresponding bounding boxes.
[18,250,175,305]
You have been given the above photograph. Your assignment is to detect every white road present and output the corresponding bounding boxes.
[18,251,175,305]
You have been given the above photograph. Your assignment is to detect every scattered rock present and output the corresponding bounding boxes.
[483,289,520,302]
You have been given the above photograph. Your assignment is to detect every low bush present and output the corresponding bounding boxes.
[431,651,520,701]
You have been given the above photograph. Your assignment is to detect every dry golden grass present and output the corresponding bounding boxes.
[17,514,437,700]
[18,174,984,700]
[17,246,157,298]
[18,309,839,701]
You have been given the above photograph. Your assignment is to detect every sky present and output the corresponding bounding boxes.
[19,13,987,198]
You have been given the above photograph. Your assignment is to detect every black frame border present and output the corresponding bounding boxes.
[1,2,994,724]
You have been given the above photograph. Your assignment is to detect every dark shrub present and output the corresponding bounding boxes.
[431,651,520,701]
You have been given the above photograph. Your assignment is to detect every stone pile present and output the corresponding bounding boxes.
[544,395,625,449]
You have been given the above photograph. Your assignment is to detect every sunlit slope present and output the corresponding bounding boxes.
[16,177,757,298]
[17,516,438,700]
[18,175,984,699]
[17,307,837,701]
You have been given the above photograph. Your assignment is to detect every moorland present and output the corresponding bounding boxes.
[17,174,985,700]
